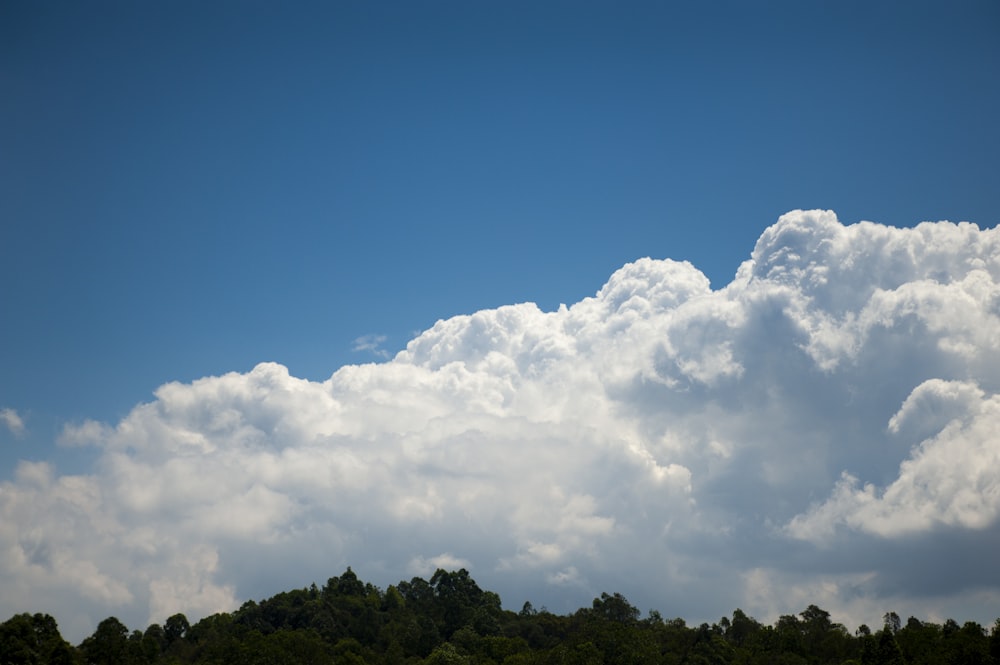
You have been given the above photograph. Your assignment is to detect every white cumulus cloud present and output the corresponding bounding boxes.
[1,408,25,436]
[2,210,1000,642]
[787,380,1000,540]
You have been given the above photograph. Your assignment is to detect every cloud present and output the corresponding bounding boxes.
[786,380,1000,540]
[408,553,473,577]
[352,334,391,359]
[58,419,112,447]
[1,408,25,436]
[3,210,1000,642]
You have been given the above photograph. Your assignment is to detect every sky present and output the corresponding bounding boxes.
[2,0,1000,644]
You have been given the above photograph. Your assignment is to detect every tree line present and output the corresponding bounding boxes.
[2,567,999,664]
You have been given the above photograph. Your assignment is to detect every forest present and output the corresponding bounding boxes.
[2,567,998,665]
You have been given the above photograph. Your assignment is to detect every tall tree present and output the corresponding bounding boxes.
[80,616,129,665]
[164,613,190,644]
[0,613,75,665]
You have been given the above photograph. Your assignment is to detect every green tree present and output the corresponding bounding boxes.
[589,593,640,625]
[423,641,470,665]
[0,613,76,665]
[687,622,734,665]
[163,613,189,645]
[140,623,165,662]
[775,614,804,656]
[990,618,1000,664]
[896,616,942,665]
[324,567,367,599]
[80,616,129,665]
[943,621,989,665]
[125,630,147,665]
[861,629,903,665]
[428,568,499,639]
[882,612,901,635]
[725,608,761,648]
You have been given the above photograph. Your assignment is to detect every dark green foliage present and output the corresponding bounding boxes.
[588,592,640,625]
[79,616,129,665]
[946,621,991,665]
[2,568,998,665]
[861,628,904,665]
[726,608,761,648]
[428,568,499,639]
[992,619,1000,664]
[164,614,190,645]
[141,623,166,662]
[896,617,941,665]
[0,613,75,665]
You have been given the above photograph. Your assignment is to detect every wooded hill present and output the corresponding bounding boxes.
[2,567,998,664]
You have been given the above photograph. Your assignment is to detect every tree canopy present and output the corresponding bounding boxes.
[2,568,998,665]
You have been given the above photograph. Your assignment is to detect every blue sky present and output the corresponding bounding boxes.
[2,0,1000,641]
[3,0,996,442]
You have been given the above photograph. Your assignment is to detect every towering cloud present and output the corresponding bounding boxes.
[2,210,999,642]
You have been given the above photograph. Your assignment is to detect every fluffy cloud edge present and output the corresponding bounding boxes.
[786,379,1000,542]
[1,408,25,437]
